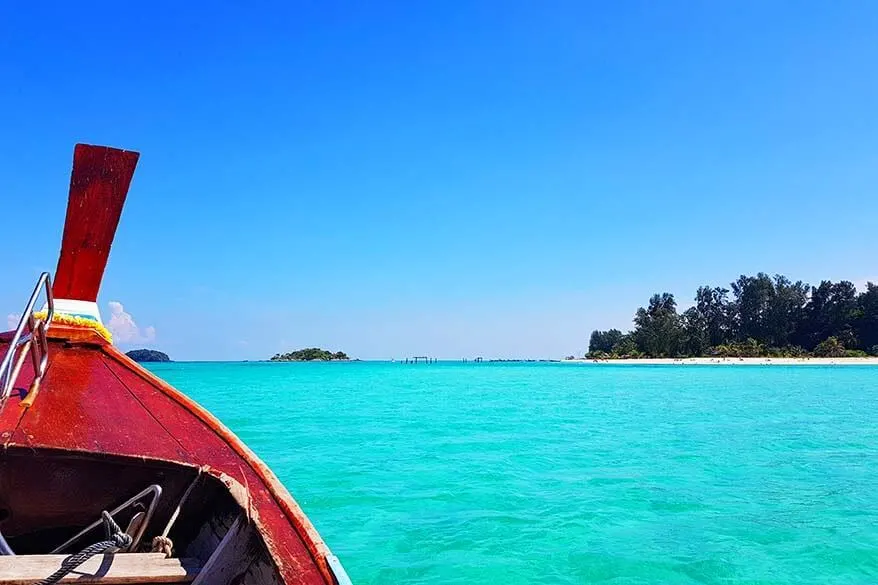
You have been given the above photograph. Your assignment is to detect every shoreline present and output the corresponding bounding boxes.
[563,357,878,366]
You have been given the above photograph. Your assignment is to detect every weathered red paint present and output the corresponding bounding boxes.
[53,144,139,301]
[0,337,332,584]
[11,346,189,463]
[0,146,337,585]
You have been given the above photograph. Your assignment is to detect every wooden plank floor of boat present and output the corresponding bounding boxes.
[0,552,200,584]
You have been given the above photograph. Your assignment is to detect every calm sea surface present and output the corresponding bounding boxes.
[146,362,878,584]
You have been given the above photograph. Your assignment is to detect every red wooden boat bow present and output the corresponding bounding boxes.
[0,145,352,585]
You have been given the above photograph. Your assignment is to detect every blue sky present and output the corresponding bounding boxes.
[1,1,876,360]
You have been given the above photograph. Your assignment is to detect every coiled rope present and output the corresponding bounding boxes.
[35,511,132,585]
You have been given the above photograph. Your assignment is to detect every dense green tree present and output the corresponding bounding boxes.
[611,334,640,357]
[856,283,878,351]
[694,286,732,347]
[583,274,878,359]
[798,280,860,349]
[681,306,709,356]
[588,329,624,354]
[587,330,602,354]
[766,275,809,347]
[633,293,683,357]
[712,338,765,358]
[730,273,808,347]
[730,273,775,342]
[813,336,845,357]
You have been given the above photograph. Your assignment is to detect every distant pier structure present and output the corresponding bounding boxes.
[404,356,436,364]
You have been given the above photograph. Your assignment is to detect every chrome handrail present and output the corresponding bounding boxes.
[0,272,54,401]
[50,484,163,554]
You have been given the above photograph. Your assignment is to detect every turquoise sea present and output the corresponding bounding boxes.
[146,362,878,584]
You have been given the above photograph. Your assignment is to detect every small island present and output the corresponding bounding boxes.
[270,348,350,362]
[126,349,171,362]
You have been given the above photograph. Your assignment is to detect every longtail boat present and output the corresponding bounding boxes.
[0,145,352,585]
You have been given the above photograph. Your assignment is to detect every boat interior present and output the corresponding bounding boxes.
[0,446,282,584]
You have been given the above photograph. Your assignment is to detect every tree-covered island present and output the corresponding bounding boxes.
[270,348,350,361]
[125,349,171,362]
[588,274,878,359]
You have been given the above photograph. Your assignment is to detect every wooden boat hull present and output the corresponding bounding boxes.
[0,145,349,584]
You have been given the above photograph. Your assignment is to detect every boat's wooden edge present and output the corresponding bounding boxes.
[1,323,337,583]
[98,342,335,584]
[0,553,199,584]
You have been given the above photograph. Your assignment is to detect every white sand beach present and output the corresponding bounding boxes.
[564,357,878,366]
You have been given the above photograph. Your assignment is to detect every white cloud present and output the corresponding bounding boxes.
[107,301,156,344]
[6,314,19,330]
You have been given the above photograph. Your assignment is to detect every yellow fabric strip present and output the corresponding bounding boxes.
[32,311,113,343]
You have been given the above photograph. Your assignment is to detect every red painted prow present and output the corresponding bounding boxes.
[53,144,140,302]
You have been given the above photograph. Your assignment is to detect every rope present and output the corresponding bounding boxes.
[150,536,173,558]
[34,511,132,585]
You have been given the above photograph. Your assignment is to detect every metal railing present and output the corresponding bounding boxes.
[51,484,163,554]
[0,272,54,403]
